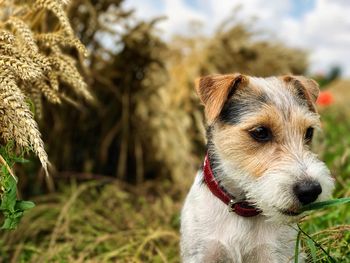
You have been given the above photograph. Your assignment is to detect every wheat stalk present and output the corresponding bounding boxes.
[0,0,93,171]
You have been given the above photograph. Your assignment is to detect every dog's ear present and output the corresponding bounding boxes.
[195,73,247,123]
[283,75,320,104]
[283,75,320,112]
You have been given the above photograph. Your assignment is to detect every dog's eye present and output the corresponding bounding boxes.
[249,126,272,142]
[305,127,314,143]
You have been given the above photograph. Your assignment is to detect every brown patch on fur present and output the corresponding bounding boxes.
[195,73,248,123]
[282,75,320,112]
[213,123,279,178]
[238,105,284,137]
[213,102,320,178]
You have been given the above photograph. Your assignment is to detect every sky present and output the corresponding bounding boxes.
[123,0,350,77]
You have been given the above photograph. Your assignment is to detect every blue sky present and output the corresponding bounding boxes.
[184,0,314,19]
[123,0,350,76]
[289,0,315,18]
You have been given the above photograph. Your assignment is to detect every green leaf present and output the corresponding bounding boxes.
[1,218,15,230]
[0,144,36,230]
[15,200,35,211]
[0,201,35,230]
[1,211,24,230]
[0,175,17,212]
[300,197,350,212]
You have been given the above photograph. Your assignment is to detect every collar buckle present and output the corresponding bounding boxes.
[228,199,236,212]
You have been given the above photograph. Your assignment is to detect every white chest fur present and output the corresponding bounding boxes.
[180,172,300,263]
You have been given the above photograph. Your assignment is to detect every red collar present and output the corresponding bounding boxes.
[203,154,261,217]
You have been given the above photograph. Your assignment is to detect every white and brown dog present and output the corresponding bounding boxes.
[180,74,335,263]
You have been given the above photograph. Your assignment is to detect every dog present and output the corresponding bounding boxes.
[180,74,335,263]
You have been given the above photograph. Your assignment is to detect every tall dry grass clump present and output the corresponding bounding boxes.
[0,0,93,171]
[33,2,199,186]
[202,17,307,76]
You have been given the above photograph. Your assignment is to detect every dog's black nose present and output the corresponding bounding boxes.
[293,181,322,205]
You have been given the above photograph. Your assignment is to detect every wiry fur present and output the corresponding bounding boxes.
[180,75,334,263]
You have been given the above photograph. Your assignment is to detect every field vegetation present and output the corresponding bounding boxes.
[0,1,348,262]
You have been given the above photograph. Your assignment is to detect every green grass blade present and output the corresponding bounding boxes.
[300,197,350,212]
[306,238,317,262]
[294,230,301,263]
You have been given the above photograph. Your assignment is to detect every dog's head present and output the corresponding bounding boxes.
[196,73,335,222]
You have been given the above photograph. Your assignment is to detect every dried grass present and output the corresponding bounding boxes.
[0,179,181,263]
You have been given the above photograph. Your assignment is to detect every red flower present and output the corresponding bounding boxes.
[317,91,334,106]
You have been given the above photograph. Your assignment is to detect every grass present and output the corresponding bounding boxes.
[0,180,183,262]
[297,107,350,262]
[0,106,349,262]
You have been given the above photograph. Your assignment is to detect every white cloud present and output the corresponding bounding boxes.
[124,0,291,36]
[123,0,207,36]
[123,0,164,20]
[278,0,350,76]
[160,0,207,35]
[123,0,350,76]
